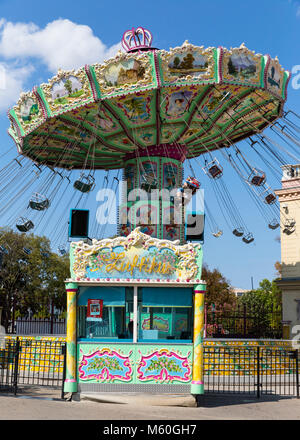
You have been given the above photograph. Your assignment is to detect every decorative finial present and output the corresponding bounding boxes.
[122,27,153,52]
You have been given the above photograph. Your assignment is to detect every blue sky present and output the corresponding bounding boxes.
[0,0,299,289]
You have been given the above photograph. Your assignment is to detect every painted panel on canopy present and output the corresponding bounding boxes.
[189,115,265,149]
[213,92,279,129]
[44,118,101,146]
[222,47,264,87]
[194,84,250,121]
[40,67,94,116]
[69,102,122,137]
[10,91,45,137]
[26,122,92,154]
[265,58,286,100]
[160,123,184,144]
[160,85,200,122]
[124,126,157,148]
[93,52,156,98]
[159,44,217,86]
[107,90,156,128]
[177,122,205,144]
[105,132,136,152]
[8,126,21,153]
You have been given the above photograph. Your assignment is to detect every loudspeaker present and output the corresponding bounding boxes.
[185,211,205,242]
[69,209,89,238]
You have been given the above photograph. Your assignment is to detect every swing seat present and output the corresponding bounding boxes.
[203,159,223,179]
[268,220,279,230]
[212,230,223,237]
[232,228,244,237]
[16,218,34,232]
[29,194,50,211]
[284,219,295,229]
[208,165,223,179]
[73,175,95,193]
[242,233,254,244]
[264,193,276,205]
[250,172,266,186]
[283,226,295,235]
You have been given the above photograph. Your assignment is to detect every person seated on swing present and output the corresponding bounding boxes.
[175,176,200,206]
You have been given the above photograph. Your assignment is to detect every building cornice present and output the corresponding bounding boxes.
[275,277,300,289]
[275,187,300,202]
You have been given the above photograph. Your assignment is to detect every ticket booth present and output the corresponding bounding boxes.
[64,228,205,398]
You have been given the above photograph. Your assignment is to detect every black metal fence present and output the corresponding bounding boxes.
[204,346,299,397]
[0,339,16,393]
[205,303,282,339]
[7,318,66,335]
[5,304,282,339]
[0,338,66,397]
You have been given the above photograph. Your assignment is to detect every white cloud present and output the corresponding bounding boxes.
[0,18,122,112]
[0,62,34,112]
[0,18,122,72]
[297,5,300,16]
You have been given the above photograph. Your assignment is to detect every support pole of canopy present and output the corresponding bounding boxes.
[133,285,138,343]
[64,282,78,394]
[191,283,206,396]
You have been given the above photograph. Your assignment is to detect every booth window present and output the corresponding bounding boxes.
[138,287,193,342]
[77,287,127,340]
[77,305,125,338]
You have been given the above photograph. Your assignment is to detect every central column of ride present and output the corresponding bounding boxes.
[119,145,186,242]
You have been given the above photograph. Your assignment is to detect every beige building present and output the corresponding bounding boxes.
[275,165,300,339]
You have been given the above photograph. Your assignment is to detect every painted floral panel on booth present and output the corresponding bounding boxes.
[137,349,192,383]
[78,347,133,382]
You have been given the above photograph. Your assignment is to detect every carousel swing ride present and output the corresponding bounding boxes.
[1,27,299,397]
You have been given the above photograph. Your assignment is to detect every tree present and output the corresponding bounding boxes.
[238,279,282,310]
[228,58,237,75]
[274,261,282,278]
[237,278,282,337]
[64,79,73,95]
[201,263,236,307]
[0,229,70,331]
[173,57,180,69]
[180,53,195,70]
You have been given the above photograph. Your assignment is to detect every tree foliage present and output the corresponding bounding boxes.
[0,228,70,331]
[238,279,282,310]
[201,263,236,306]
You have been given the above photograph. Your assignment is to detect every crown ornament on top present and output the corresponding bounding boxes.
[122,27,153,52]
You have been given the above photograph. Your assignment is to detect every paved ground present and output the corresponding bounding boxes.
[0,387,300,420]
